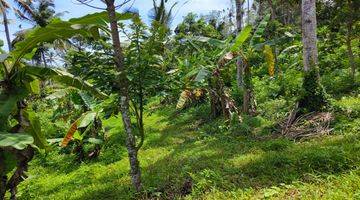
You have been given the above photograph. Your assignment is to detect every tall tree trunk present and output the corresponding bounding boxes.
[299,0,327,112]
[235,0,243,30]
[0,2,11,51]
[247,0,250,24]
[346,28,356,80]
[346,1,356,80]
[267,0,276,20]
[105,0,142,191]
[301,0,318,71]
[242,59,255,115]
[235,0,244,87]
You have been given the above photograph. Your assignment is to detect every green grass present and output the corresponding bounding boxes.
[15,98,360,200]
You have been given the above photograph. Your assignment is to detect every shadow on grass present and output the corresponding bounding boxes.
[77,105,360,199]
[140,132,360,199]
[21,104,360,200]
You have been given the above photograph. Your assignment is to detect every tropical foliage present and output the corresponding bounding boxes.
[0,0,359,199]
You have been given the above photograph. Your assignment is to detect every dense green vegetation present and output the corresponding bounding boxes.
[16,99,360,199]
[0,0,359,199]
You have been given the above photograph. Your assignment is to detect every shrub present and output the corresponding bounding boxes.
[299,67,329,112]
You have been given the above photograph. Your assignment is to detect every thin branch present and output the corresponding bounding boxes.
[121,0,136,11]
[73,0,106,10]
[114,0,134,9]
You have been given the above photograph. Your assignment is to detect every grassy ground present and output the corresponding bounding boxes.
[16,97,360,200]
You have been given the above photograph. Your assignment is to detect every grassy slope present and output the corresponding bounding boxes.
[17,99,360,200]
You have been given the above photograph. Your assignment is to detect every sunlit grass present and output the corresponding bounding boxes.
[17,97,360,200]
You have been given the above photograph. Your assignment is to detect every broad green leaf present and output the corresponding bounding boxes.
[78,112,97,128]
[231,25,252,52]
[1,151,17,175]
[250,14,271,47]
[89,26,100,40]
[24,66,107,99]
[46,89,68,100]
[73,131,83,141]
[24,110,49,150]
[79,92,96,111]
[0,133,34,150]
[194,68,210,83]
[0,95,18,126]
[29,79,40,95]
[69,11,133,26]
[190,36,225,47]
[10,12,132,64]
[11,20,90,64]
[0,91,28,129]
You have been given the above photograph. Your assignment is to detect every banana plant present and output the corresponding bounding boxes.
[0,11,132,199]
[219,14,273,115]
[46,89,104,161]
[173,14,275,119]
[60,110,104,162]
[171,37,227,110]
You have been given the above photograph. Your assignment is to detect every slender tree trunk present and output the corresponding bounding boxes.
[247,0,250,24]
[257,0,265,18]
[242,59,255,115]
[346,1,356,80]
[301,0,318,71]
[267,0,276,20]
[0,2,11,52]
[235,0,244,87]
[346,31,356,80]
[209,70,223,118]
[235,0,243,30]
[236,58,244,88]
[41,48,48,68]
[105,0,142,191]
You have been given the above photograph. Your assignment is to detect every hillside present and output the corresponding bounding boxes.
[17,96,360,200]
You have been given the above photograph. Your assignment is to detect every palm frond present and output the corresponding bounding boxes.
[13,0,35,20]
[13,7,32,21]
[0,0,11,9]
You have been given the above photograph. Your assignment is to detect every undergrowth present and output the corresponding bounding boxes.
[16,95,360,200]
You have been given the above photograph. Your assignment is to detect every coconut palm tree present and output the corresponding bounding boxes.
[13,0,56,67]
[0,0,13,51]
[13,0,55,27]
[148,0,178,29]
[0,0,55,52]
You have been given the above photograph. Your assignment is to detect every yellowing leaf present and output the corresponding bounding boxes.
[61,121,78,147]
[176,90,192,110]
[264,45,275,77]
[193,89,205,100]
